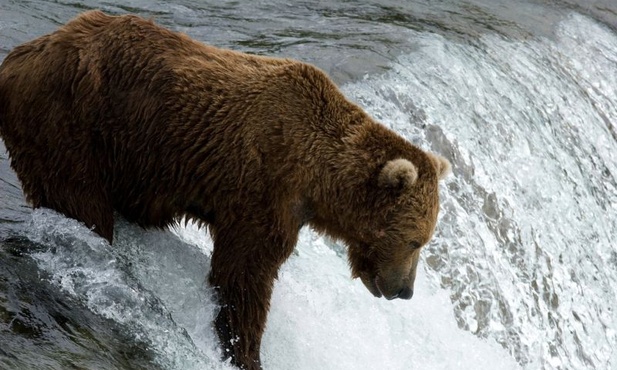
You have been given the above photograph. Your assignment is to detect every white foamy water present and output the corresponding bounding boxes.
[27,209,520,370]
[22,11,617,370]
[344,12,617,370]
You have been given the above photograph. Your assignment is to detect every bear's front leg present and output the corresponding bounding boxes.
[209,220,297,370]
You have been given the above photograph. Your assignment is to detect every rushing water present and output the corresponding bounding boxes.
[1,1,616,369]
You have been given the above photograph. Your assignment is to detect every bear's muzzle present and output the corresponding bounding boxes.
[361,273,414,300]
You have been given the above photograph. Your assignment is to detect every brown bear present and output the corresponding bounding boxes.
[0,10,450,370]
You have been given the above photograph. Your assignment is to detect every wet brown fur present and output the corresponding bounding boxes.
[0,11,449,370]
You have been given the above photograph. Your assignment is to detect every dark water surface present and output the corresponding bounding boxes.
[1,1,617,369]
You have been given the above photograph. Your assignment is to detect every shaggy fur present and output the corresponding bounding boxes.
[0,11,450,369]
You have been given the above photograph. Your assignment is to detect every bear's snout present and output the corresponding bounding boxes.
[378,278,414,300]
[394,285,414,300]
[365,274,415,300]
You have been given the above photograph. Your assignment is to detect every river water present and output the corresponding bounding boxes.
[1,1,616,369]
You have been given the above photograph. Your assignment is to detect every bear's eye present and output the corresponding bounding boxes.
[410,241,422,250]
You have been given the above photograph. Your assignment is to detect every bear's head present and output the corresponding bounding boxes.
[351,153,450,300]
[311,143,450,301]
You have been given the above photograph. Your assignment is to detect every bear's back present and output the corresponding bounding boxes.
[0,10,351,234]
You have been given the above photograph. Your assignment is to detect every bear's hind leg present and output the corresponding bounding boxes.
[7,147,115,243]
[40,174,115,244]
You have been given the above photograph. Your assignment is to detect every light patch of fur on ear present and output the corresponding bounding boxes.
[378,158,418,188]
[428,153,452,180]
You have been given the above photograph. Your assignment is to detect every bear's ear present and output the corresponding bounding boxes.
[378,158,418,189]
[427,153,452,180]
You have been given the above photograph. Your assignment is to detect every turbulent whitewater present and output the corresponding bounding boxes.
[1,1,616,370]
[343,13,617,369]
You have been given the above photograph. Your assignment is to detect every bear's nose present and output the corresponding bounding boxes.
[396,286,414,300]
